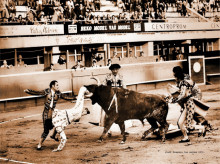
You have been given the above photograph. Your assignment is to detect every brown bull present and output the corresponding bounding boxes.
[85,84,169,144]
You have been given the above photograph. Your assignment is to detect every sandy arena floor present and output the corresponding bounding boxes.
[0,84,220,164]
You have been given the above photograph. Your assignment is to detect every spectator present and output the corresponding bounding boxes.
[34,17,39,25]
[63,6,70,20]
[67,0,74,11]
[182,1,187,17]
[209,0,215,12]
[112,15,118,23]
[25,13,33,24]
[95,54,103,62]
[123,12,130,23]
[97,15,102,24]
[0,0,9,19]
[172,47,178,60]
[131,11,138,21]
[1,60,11,69]
[70,5,77,21]
[92,59,98,67]
[26,8,36,23]
[72,60,84,69]
[40,14,48,24]
[8,0,16,18]
[51,8,59,22]
[118,0,126,11]
[18,55,27,67]
[57,55,66,65]
[8,14,16,22]
[17,15,25,24]
[118,13,124,22]
[198,1,206,17]
[107,59,112,66]
[106,14,112,24]
[176,50,184,60]
[94,0,100,11]
[84,11,91,24]
[124,0,131,12]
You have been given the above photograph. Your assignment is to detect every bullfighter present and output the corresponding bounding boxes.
[24,80,75,150]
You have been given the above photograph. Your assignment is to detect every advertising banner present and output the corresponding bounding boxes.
[67,23,136,34]
[0,24,64,36]
[144,22,220,32]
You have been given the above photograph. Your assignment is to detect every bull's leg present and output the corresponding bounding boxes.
[157,119,169,142]
[98,115,117,142]
[52,129,67,152]
[118,122,127,144]
[142,118,158,140]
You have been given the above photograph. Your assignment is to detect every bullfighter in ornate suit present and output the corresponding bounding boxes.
[24,80,75,150]
[102,64,127,136]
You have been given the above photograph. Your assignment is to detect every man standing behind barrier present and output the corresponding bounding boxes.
[102,64,127,136]
[24,80,75,150]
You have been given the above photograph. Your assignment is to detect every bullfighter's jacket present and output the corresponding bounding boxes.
[25,88,75,122]
[103,73,126,88]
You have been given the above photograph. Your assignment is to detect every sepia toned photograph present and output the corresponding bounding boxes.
[0,0,220,163]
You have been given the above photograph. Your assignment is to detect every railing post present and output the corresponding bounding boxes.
[66,50,69,69]
[14,49,17,66]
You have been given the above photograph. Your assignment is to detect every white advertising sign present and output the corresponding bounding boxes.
[144,22,220,31]
[0,25,64,36]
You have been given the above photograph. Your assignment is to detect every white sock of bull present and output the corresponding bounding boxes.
[57,131,67,151]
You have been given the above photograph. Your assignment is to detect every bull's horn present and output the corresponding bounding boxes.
[91,77,101,86]
[85,92,93,98]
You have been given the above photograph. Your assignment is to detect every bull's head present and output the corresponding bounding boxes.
[84,77,101,104]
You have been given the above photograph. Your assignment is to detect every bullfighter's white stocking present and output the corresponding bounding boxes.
[53,131,67,152]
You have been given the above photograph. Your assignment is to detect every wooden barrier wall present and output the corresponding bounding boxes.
[0,61,184,101]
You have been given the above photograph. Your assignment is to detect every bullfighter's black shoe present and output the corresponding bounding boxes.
[179,139,190,143]
[89,122,99,126]
[36,145,42,150]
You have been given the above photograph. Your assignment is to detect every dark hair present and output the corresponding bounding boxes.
[50,63,54,67]
[50,80,57,88]
[173,66,182,74]
[109,64,121,70]
[173,66,184,80]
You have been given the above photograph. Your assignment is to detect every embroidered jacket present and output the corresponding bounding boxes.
[176,79,202,102]
[25,88,75,110]
[103,73,126,88]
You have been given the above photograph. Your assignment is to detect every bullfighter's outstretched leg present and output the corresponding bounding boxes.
[52,130,67,152]
[98,115,117,142]
[142,118,158,140]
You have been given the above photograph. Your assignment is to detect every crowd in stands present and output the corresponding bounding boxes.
[1,0,219,24]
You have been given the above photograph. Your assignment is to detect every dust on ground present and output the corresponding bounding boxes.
[0,84,220,164]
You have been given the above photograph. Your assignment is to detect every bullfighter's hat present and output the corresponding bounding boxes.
[109,64,121,70]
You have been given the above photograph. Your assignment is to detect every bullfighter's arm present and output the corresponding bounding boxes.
[24,89,46,96]
[60,93,76,101]
[175,85,187,102]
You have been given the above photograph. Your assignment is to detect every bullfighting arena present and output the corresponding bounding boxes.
[0,84,220,164]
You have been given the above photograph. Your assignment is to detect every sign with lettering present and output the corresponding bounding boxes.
[144,22,220,32]
[0,25,64,36]
[68,25,77,34]
[74,23,134,34]
[134,23,142,31]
